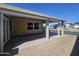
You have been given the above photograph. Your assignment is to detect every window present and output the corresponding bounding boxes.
[27,23,33,30]
[10,20,12,32]
[34,23,39,30]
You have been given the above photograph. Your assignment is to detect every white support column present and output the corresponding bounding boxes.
[46,21,49,39]
[0,14,4,54]
[61,21,64,36]
[57,22,60,36]
[57,28,60,36]
[0,14,1,53]
[61,27,64,36]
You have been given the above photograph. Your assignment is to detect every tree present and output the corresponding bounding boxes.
[75,22,79,25]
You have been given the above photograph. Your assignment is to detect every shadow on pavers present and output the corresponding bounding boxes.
[70,35,79,56]
[0,33,46,56]
[0,48,18,56]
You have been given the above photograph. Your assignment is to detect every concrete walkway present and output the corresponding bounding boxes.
[16,35,77,56]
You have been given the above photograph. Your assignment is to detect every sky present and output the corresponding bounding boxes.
[7,3,79,23]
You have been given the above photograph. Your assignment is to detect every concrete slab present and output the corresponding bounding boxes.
[17,35,77,56]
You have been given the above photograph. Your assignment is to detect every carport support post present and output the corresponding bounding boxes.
[57,22,60,36]
[0,13,4,54]
[61,21,64,36]
[58,28,60,36]
[46,20,49,39]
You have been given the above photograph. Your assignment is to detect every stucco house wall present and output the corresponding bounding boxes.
[10,16,44,36]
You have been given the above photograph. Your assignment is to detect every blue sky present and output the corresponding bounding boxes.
[7,3,79,23]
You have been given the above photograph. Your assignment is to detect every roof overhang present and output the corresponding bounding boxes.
[0,4,65,22]
[0,9,48,20]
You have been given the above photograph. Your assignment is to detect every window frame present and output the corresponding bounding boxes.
[27,22,33,30]
[34,22,39,30]
[27,22,40,31]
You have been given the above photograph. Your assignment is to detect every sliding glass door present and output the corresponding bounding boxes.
[4,16,10,44]
[0,14,10,54]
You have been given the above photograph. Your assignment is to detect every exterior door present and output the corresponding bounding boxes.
[0,14,10,53]
[4,16,10,44]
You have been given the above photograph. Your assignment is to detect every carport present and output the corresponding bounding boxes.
[0,4,65,54]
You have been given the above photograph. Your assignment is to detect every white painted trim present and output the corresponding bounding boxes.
[0,13,4,53]
[4,16,10,45]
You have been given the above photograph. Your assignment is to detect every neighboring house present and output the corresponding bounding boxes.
[73,24,79,29]
[64,22,79,29]
[0,4,65,53]
[64,22,73,29]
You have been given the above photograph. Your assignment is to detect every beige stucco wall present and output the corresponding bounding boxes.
[10,16,44,36]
